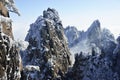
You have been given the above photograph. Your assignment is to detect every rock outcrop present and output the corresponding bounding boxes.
[86,20,101,43]
[65,20,116,55]
[21,8,71,80]
[0,1,13,39]
[0,32,21,80]
[0,0,22,80]
[64,26,84,47]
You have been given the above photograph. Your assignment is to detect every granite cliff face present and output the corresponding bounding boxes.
[0,0,22,80]
[21,8,71,80]
[0,32,22,80]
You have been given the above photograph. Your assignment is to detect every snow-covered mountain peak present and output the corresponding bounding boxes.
[91,19,100,27]
[64,26,80,45]
[21,8,71,79]
[86,20,101,42]
[102,28,115,41]
[64,20,116,56]
[87,19,100,33]
[43,8,60,23]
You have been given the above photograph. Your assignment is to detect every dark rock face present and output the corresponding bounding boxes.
[21,8,71,80]
[0,32,21,80]
[0,1,21,80]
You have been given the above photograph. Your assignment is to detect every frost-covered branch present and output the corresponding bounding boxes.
[5,0,20,16]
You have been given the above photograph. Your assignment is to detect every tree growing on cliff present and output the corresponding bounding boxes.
[5,0,20,16]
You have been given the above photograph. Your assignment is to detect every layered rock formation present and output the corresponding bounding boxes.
[21,8,71,80]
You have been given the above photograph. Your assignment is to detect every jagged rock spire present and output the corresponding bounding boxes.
[21,8,71,80]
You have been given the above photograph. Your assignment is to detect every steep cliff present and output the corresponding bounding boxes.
[21,8,71,80]
[0,1,13,39]
[0,0,22,80]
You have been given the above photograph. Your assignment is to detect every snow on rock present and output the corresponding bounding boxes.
[65,20,116,56]
[64,20,118,80]
[24,65,40,71]
[86,20,101,40]
[64,19,120,80]
[0,15,12,25]
[21,8,71,80]
[66,51,120,80]
[15,40,29,51]
[0,0,14,39]
[0,32,22,80]
[64,26,83,47]
[0,1,22,79]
